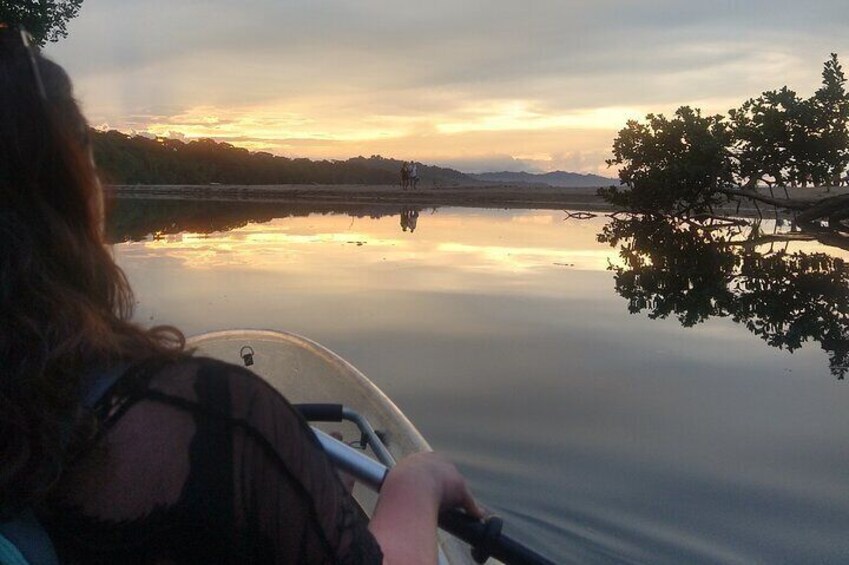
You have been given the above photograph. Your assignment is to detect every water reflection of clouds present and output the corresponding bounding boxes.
[122,229,409,270]
[437,243,611,273]
[510,213,557,225]
[117,211,619,277]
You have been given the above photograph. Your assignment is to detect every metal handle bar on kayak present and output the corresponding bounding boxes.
[300,404,556,565]
[296,403,395,466]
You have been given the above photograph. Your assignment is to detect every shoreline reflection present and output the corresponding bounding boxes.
[107,197,429,242]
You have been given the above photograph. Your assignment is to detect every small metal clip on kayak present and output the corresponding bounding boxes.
[240,345,255,366]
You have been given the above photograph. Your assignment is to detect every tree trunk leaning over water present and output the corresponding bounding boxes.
[718,187,849,227]
[795,193,849,225]
[718,188,810,210]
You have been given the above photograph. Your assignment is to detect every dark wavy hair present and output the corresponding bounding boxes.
[0,30,183,516]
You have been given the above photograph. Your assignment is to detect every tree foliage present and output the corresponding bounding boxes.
[728,87,803,187]
[0,0,84,46]
[604,54,849,214]
[602,106,733,214]
[729,54,849,188]
[809,53,849,183]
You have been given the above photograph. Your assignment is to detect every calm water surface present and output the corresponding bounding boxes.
[112,201,849,564]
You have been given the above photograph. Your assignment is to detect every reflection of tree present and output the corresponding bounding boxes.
[599,216,737,326]
[734,253,849,375]
[106,198,426,243]
[598,216,849,378]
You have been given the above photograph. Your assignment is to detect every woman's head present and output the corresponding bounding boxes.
[0,26,181,516]
[0,27,100,231]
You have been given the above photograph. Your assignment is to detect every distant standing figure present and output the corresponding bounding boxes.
[400,162,409,189]
[410,162,419,189]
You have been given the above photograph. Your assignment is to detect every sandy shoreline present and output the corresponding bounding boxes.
[111,183,849,214]
[112,183,616,211]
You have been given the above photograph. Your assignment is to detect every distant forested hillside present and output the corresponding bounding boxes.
[91,130,398,185]
[90,130,482,186]
[91,129,609,188]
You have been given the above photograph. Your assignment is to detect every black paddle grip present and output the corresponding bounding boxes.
[295,403,345,422]
[439,510,557,565]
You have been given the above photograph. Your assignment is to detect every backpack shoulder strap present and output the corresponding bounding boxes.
[0,510,60,565]
[81,363,129,409]
[0,363,132,565]
[0,534,28,565]
[0,535,29,565]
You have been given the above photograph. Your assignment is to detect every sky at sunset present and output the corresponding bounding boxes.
[46,0,849,174]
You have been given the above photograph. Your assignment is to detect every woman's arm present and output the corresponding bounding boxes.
[368,452,483,565]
